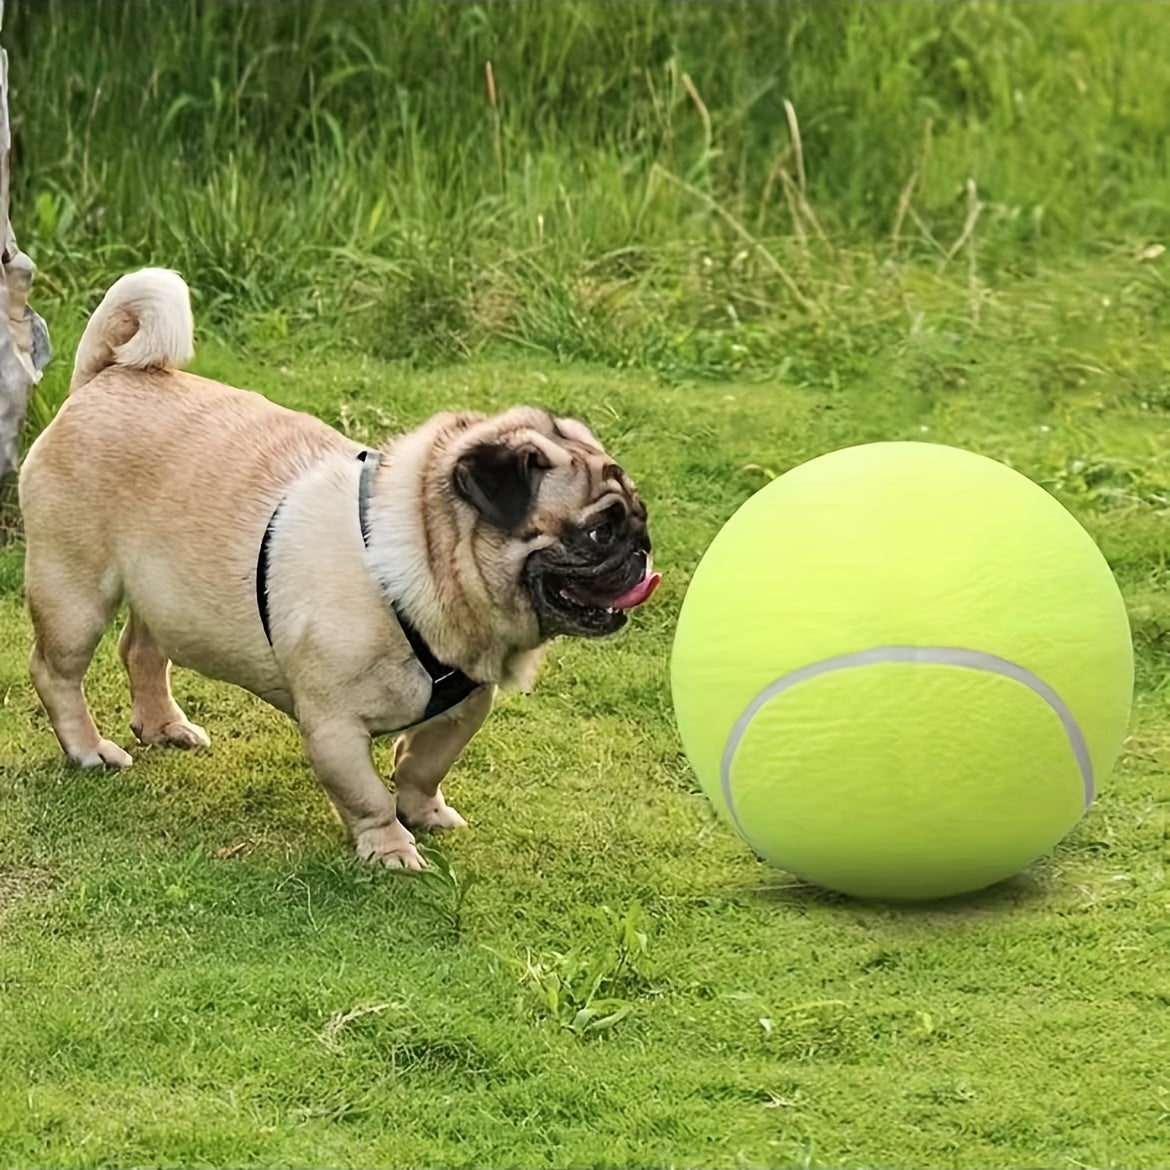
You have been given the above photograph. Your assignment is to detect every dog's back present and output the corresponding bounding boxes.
[18,269,358,710]
[22,267,352,523]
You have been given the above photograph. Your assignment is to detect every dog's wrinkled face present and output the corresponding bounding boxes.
[449,409,657,639]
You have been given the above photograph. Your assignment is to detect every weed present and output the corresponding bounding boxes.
[414,843,481,942]
[515,902,653,1038]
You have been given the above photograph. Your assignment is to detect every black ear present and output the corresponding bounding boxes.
[452,443,549,531]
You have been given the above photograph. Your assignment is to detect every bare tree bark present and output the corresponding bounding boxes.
[0,0,51,481]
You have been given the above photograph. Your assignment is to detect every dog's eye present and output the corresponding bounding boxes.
[587,519,617,546]
[585,502,626,547]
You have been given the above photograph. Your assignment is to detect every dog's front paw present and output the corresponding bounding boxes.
[396,792,468,833]
[70,739,133,769]
[354,822,425,870]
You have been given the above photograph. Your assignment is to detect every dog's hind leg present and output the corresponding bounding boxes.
[119,610,210,750]
[26,555,132,769]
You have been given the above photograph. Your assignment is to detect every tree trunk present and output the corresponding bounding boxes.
[0,0,51,481]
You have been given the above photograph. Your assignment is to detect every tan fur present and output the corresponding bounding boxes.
[19,268,649,868]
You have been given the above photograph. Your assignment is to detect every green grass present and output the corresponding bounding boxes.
[2,267,1170,1166]
[9,0,1170,382]
[2,0,1170,1166]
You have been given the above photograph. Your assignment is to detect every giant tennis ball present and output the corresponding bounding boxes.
[670,441,1133,901]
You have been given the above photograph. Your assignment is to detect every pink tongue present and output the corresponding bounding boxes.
[612,571,662,611]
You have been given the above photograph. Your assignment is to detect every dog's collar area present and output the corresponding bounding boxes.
[357,449,482,719]
[253,449,479,725]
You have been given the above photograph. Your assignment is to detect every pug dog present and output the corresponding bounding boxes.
[18,268,659,869]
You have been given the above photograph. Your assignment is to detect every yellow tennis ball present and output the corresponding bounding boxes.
[670,441,1134,901]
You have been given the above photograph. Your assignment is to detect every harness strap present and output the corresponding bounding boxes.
[255,504,282,646]
[255,450,481,725]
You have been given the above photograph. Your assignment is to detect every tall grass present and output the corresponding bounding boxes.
[9,0,1170,379]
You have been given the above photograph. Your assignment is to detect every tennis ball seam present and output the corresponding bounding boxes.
[718,645,1094,844]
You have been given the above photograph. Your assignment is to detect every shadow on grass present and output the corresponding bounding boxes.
[732,863,1052,920]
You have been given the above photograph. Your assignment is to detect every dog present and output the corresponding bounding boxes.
[18,269,659,868]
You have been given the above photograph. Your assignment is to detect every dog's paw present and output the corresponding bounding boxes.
[354,822,426,870]
[71,739,133,769]
[133,719,211,750]
[396,794,468,833]
[423,804,469,832]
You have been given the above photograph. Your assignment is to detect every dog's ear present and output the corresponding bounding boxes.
[453,442,551,531]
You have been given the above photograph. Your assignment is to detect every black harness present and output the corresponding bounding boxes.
[256,449,481,724]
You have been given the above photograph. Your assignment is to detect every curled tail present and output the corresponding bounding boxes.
[70,268,195,392]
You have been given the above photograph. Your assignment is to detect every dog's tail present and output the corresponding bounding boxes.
[70,267,195,392]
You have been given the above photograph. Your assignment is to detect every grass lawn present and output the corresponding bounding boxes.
[4,1,1170,1164]
[1,255,1168,1169]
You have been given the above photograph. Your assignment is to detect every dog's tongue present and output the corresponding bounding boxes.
[612,571,661,611]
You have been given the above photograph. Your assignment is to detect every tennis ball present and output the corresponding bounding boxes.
[670,441,1134,901]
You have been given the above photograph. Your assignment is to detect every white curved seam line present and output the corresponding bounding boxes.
[719,646,1095,840]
